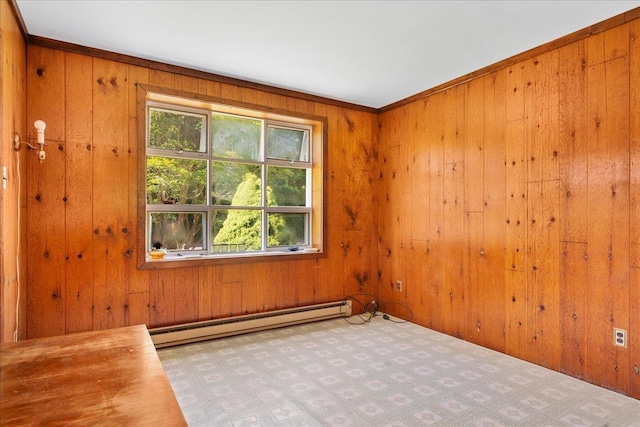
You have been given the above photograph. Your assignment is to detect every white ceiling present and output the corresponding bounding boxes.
[15,1,639,109]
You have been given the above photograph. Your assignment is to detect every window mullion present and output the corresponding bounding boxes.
[261,121,268,251]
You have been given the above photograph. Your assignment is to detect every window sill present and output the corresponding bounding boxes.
[138,248,323,270]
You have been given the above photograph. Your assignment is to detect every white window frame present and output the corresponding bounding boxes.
[138,87,324,267]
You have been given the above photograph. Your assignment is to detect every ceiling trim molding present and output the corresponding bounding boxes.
[27,35,378,114]
[379,6,640,113]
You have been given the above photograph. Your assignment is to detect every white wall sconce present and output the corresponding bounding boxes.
[14,120,47,162]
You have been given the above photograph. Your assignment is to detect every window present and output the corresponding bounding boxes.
[139,86,325,266]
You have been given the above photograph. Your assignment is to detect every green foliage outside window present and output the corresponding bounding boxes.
[147,105,309,253]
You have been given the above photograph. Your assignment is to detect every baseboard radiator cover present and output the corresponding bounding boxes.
[149,300,352,348]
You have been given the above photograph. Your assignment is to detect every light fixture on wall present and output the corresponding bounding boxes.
[13,120,47,162]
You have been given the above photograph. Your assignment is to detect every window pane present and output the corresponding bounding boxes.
[267,166,307,206]
[150,212,204,250]
[212,114,261,161]
[211,162,261,206]
[212,209,261,252]
[147,156,207,204]
[267,126,309,162]
[149,108,206,152]
[268,213,307,247]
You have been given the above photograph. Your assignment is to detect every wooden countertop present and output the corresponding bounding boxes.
[0,325,186,426]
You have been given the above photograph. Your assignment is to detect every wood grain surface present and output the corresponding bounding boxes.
[0,325,186,426]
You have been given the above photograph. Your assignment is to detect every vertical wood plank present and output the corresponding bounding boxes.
[504,270,527,359]
[464,78,484,213]
[630,20,640,269]
[560,242,588,379]
[465,211,483,344]
[64,52,93,333]
[442,161,464,337]
[586,52,630,392]
[629,21,640,398]
[481,70,506,352]
[149,270,175,327]
[525,51,559,183]
[558,40,589,244]
[526,179,560,370]
[630,267,640,398]
[427,96,445,332]
[174,268,199,324]
[91,58,129,330]
[442,86,465,164]
[126,65,150,302]
[127,292,149,327]
[26,46,66,338]
[505,64,525,123]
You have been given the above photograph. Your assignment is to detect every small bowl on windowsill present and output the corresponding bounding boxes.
[149,248,167,260]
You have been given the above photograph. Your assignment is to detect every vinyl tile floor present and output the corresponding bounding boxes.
[158,316,640,426]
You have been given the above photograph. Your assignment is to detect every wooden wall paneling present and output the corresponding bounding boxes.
[126,290,149,327]
[291,259,318,307]
[173,267,200,324]
[406,100,430,326]
[126,65,150,300]
[91,58,130,330]
[378,144,404,306]
[557,40,589,244]
[465,211,484,344]
[375,118,393,311]
[504,60,527,274]
[427,96,445,332]
[504,120,527,273]
[1,0,27,342]
[586,43,631,392]
[64,52,94,333]
[149,269,175,327]
[343,229,374,300]
[524,51,560,183]
[240,87,259,104]
[525,179,561,370]
[199,79,221,98]
[220,281,242,317]
[406,239,428,326]
[410,100,430,243]
[442,87,465,165]
[198,266,218,321]
[630,267,640,398]
[149,69,175,88]
[247,262,272,313]
[630,20,640,269]
[504,269,527,359]
[26,46,65,142]
[174,74,200,93]
[26,46,66,338]
[463,78,484,213]
[630,21,640,398]
[295,98,316,117]
[480,70,506,352]
[505,64,525,123]
[559,241,588,379]
[220,83,241,103]
[219,264,246,314]
[441,161,464,337]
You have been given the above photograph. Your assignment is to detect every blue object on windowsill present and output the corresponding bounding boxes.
[288,246,299,252]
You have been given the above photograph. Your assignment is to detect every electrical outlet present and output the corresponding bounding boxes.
[614,328,627,348]
[2,166,7,190]
[396,280,402,292]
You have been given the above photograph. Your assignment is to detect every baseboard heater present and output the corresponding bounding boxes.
[149,300,352,348]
